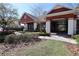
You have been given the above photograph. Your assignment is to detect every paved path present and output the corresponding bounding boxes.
[38,35,77,44]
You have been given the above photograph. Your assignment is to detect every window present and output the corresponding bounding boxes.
[57,20,67,32]
[28,23,34,31]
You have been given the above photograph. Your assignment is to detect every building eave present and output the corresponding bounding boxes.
[46,13,76,20]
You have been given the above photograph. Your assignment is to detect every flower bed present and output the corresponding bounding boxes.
[66,43,79,56]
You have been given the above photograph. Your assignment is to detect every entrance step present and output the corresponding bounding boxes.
[50,33,57,37]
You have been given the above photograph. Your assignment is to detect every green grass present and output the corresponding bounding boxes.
[19,31,41,35]
[2,40,73,56]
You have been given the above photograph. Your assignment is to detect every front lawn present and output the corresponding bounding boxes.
[0,40,73,56]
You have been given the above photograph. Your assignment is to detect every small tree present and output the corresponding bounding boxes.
[0,3,18,27]
[30,4,47,32]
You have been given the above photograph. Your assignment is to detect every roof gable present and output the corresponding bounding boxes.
[53,5,64,9]
[48,5,72,14]
[20,13,35,24]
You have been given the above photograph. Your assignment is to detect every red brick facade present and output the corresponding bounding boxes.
[20,13,34,24]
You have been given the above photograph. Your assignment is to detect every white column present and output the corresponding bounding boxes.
[46,20,50,33]
[23,24,27,30]
[74,20,77,34]
[34,23,37,31]
[68,18,76,35]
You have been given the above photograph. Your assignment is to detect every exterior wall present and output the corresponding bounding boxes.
[46,20,50,33]
[68,18,77,35]
[46,6,77,35]
[20,13,34,24]
[34,23,37,31]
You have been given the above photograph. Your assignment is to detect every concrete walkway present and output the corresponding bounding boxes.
[38,35,77,44]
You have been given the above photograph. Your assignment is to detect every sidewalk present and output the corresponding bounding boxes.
[38,35,77,44]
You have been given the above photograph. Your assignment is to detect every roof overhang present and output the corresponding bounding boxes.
[47,10,74,17]
[46,10,77,20]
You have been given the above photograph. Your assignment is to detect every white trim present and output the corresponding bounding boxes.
[46,20,50,33]
[47,10,74,17]
[24,24,28,30]
[51,18,65,21]
[34,23,37,31]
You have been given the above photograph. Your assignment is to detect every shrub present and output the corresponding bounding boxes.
[20,34,32,43]
[0,30,14,35]
[23,33,41,42]
[4,33,40,44]
[0,35,6,43]
[4,26,24,31]
[4,34,19,44]
[39,33,50,36]
[0,30,14,43]
[73,35,79,44]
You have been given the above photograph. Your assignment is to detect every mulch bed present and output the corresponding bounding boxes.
[66,43,79,56]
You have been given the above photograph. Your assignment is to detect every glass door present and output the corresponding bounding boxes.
[57,20,68,33]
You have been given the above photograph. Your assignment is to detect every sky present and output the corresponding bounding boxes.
[12,3,78,19]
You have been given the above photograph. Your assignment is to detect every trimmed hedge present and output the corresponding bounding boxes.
[0,35,6,43]
[4,26,24,31]
[0,30,14,35]
[0,30,14,43]
[24,32,50,36]
[4,33,40,44]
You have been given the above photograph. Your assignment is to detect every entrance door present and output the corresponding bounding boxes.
[51,20,68,34]
[57,20,68,33]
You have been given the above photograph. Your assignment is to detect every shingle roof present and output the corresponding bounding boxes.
[22,12,46,23]
[20,12,39,24]
[25,12,38,22]
[48,5,72,14]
